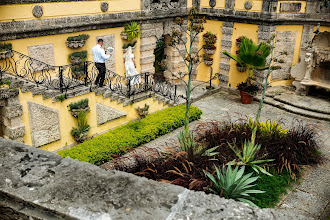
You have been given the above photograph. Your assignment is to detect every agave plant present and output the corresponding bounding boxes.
[125,22,140,41]
[71,111,91,142]
[205,165,264,207]
[228,140,274,176]
[178,131,219,161]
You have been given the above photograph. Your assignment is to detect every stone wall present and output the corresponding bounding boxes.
[0,138,311,219]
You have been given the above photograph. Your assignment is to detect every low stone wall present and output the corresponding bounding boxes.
[0,138,311,219]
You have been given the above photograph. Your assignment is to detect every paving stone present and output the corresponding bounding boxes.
[319,202,330,220]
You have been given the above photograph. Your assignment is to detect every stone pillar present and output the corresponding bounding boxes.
[0,87,25,143]
[219,21,234,87]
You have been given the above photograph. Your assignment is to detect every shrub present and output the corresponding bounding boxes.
[67,34,90,41]
[0,43,12,51]
[58,105,203,165]
[69,51,88,59]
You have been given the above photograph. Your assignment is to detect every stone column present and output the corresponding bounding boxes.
[219,21,234,87]
[0,87,25,143]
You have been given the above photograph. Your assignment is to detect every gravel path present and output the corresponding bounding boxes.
[144,90,330,219]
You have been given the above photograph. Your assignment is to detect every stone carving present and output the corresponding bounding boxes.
[27,101,61,147]
[96,103,126,126]
[96,35,115,72]
[244,1,253,10]
[142,0,185,11]
[209,0,216,8]
[32,5,43,18]
[280,2,302,12]
[28,43,55,72]
[101,2,109,12]
[271,31,297,80]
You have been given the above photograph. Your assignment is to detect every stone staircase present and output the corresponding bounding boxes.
[1,74,175,107]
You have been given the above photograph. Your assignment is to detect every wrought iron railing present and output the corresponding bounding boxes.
[0,50,178,102]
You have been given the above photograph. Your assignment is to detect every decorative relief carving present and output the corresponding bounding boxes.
[142,0,184,11]
[244,1,253,10]
[32,5,43,18]
[209,0,216,8]
[101,2,109,12]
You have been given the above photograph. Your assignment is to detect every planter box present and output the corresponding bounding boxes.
[203,60,213,66]
[70,57,83,65]
[66,40,87,49]
[204,48,216,55]
[123,45,136,53]
[121,32,128,40]
[70,106,90,118]
[74,132,88,143]
[236,41,241,47]
[236,64,247,72]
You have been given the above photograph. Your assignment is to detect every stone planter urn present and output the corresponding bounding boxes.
[0,50,13,60]
[74,132,88,143]
[236,41,241,47]
[123,45,136,53]
[236,64,247,72]
[66,40,87,49]
[72,71,85,80]
[71,106,90,118]
[70,57,83,65]
[204,60,213,66]
[121,32,128,40]
[204,48,216,55]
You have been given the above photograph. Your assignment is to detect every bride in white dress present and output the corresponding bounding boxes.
[123,46,141,86]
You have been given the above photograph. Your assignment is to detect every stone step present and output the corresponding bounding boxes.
[254,96,330,121]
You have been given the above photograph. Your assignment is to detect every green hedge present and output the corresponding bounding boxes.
[58,105,202,165]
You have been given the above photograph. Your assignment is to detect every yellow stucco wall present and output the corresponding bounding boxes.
[187,0,193,8]
[0,0,141,22]
[18,90,168,152]
[277,1,307,13]
[196,20,223,82]
[229,23,259,88]
[3,27,141,76]
[234,0,263,12]
[200,0,225,9]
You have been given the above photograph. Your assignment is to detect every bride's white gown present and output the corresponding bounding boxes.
[124,53,141,86]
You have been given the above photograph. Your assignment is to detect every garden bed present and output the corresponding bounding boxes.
[105,117,323,208]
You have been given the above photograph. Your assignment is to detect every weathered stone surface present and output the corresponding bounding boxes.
[280,2,302,12]
[0,138,311,219]
[0,105,23,119]
[221,39,232,47]
[96,35,115,73]
[2,125,25,139]
[219,62,230,71]
[271,31,297,80]
[32,5,43,18]
[28,43,55,69]
[27,101,60,147]
[244,1,253,10]
[96,103,126,126]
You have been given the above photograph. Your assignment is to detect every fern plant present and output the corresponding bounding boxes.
[205,165,264,207]
[228,140,274,176]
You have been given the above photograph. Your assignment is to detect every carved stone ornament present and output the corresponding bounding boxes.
[209,0,216,8]
[101,2,109,12]
[32,5,43,18]
[144,0,181,11]
[244,1,253,10]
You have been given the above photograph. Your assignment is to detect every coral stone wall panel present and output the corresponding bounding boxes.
[96,35,116,73]
[96,103,127,126]
[27,101,61,148]
[28,43,55,71]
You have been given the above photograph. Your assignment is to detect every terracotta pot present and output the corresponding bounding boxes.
[66,40,87,49]
[240,91,253,104]
[204,48,216,55]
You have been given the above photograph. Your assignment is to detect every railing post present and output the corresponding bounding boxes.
[174,84,177,102]
[84,61,88,86]
[210,66,213,88]
[59,66,64,93]
[128,78,131,98]
[144,72,148,92]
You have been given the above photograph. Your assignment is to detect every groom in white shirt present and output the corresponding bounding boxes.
[92,39,111,87]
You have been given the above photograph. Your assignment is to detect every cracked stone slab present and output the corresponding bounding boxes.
[96,103,127,126]
[27,101,61,147]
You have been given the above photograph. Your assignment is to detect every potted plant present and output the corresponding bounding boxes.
[70,111,90,143]
[122,40,137,53]
[68,51,87,65]
[68,98,90,117]
[203,54,213,66]
[66,34,90,49]
[237,81,259,104]
[0,43,13,59]
[203,31,217,44]
[203,44,216,55]
[122,22,140,41]
[71,65,85,80]
[223,37,271,104]
[236,36,248,47]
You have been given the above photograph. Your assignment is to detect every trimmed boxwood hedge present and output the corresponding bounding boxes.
[58,105,203,165]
